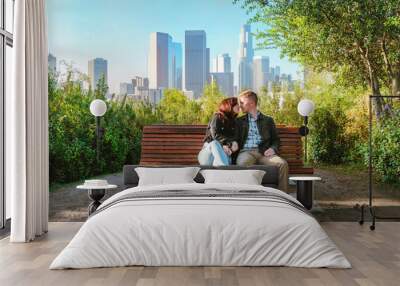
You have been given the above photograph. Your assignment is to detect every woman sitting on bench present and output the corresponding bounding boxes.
[198,97,240,166]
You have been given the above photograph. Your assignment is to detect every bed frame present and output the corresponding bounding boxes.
[123,164,280,190]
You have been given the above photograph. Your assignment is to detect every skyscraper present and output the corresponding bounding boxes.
[214,53,231,73]
[270,67,275,82]
[88,58,108,89]
[274,65,281,81]
[172,42,183,89]
[185,30,207,99]
[210,72,234,97]
[212,57,218,73]
[120,82,134,95]
[210,53,233,96]
[206,48,210,83]
[148,32,172,89]
[48,53,56,74]
[253,56,270,93]
[220,53,232,73]
[238,24,254,92]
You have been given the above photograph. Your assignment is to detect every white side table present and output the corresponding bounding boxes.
[289,176,321,210]
[77,184,117,215]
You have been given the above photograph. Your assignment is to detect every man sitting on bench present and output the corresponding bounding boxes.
[236,90,289,193]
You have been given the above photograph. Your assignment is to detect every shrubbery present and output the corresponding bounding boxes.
[369,111,400,183]
[49,72,151,183]
[309,106,348,164]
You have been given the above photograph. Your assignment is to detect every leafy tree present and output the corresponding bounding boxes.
[199,81,225,124]
[157,89,201,124]
[258,84,304,126]
[236,0,400,114]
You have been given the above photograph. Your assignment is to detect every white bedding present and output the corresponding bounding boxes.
[50,183,351,269]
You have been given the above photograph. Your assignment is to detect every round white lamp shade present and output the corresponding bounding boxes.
[90,99,107,117]
[297,99,315,116]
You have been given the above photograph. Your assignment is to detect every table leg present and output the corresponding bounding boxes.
[296,181,313,210]
[88,189,105,215]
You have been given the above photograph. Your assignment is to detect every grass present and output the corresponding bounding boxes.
[313,162,367,175]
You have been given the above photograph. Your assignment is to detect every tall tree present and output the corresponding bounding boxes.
[199,81,225,124]
[236,0,400,114]
[157,89,201,124]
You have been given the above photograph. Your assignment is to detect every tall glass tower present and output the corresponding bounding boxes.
[185,30,207,99]
[148,32,172,89]
[238,24,254,92]
[172,42,183,90]
[253,56,270,93]
[88,58,108,90]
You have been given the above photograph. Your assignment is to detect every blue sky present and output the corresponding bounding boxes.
[47,0,302,94]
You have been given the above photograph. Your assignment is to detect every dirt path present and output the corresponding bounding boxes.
[313,166,400,203]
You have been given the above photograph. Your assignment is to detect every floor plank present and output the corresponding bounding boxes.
[0,222,399,286]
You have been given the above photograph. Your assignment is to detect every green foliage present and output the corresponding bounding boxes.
[258,84,304,126]
[368,111,400,184]
[236,0,400,111]
[48,69,153,183]
[309,106,348,164]
[49,70,96,182]
[157,89,201,124]
[344,95,370,161]
[199,81,225,124]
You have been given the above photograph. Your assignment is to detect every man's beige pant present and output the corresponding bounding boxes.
[236,149,289,193]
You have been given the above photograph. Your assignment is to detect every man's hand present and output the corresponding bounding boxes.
[223,145,232,155]
[264,148,275,157]
[230,141,239,153]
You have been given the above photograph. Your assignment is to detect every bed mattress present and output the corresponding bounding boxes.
[50,183,351,269]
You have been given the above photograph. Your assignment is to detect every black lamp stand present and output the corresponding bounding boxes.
[95,116,105,166]
[299,116,309,162]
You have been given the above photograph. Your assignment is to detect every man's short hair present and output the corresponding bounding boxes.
[239,90,258,105]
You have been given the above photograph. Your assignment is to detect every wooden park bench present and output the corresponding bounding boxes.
[139,124,314,175]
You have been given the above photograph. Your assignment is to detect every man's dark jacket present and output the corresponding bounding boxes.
[235,112,280,155]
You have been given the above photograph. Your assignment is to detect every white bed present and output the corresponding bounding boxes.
[50,183,351,269]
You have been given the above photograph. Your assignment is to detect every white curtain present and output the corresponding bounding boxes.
[8,0,49,242]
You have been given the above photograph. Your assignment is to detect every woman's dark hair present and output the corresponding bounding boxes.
[217,97,239,120]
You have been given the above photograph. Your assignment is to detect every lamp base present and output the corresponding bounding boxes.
[354,203,400,231]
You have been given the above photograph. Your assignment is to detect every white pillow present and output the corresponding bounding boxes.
[135,167,200,186]
[200,169,266,185]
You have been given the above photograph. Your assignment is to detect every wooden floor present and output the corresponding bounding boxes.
[0,222,399,286]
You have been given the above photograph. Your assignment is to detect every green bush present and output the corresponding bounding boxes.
[309,106,348,164]
[48,72,155,183]
[368,111,400,183]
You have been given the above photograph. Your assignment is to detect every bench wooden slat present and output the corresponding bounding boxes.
[140,124,313,175]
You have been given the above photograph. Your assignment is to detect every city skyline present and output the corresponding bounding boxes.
[50,26,294,99]
[47,0,302,94]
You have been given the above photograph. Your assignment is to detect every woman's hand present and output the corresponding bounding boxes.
[230,141,239,153]
[264,148,276,157]
[223,145,232,155]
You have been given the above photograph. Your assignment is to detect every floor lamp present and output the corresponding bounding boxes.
[297,99,315,162]
[90,99,107,164]
[356,95,400,230]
